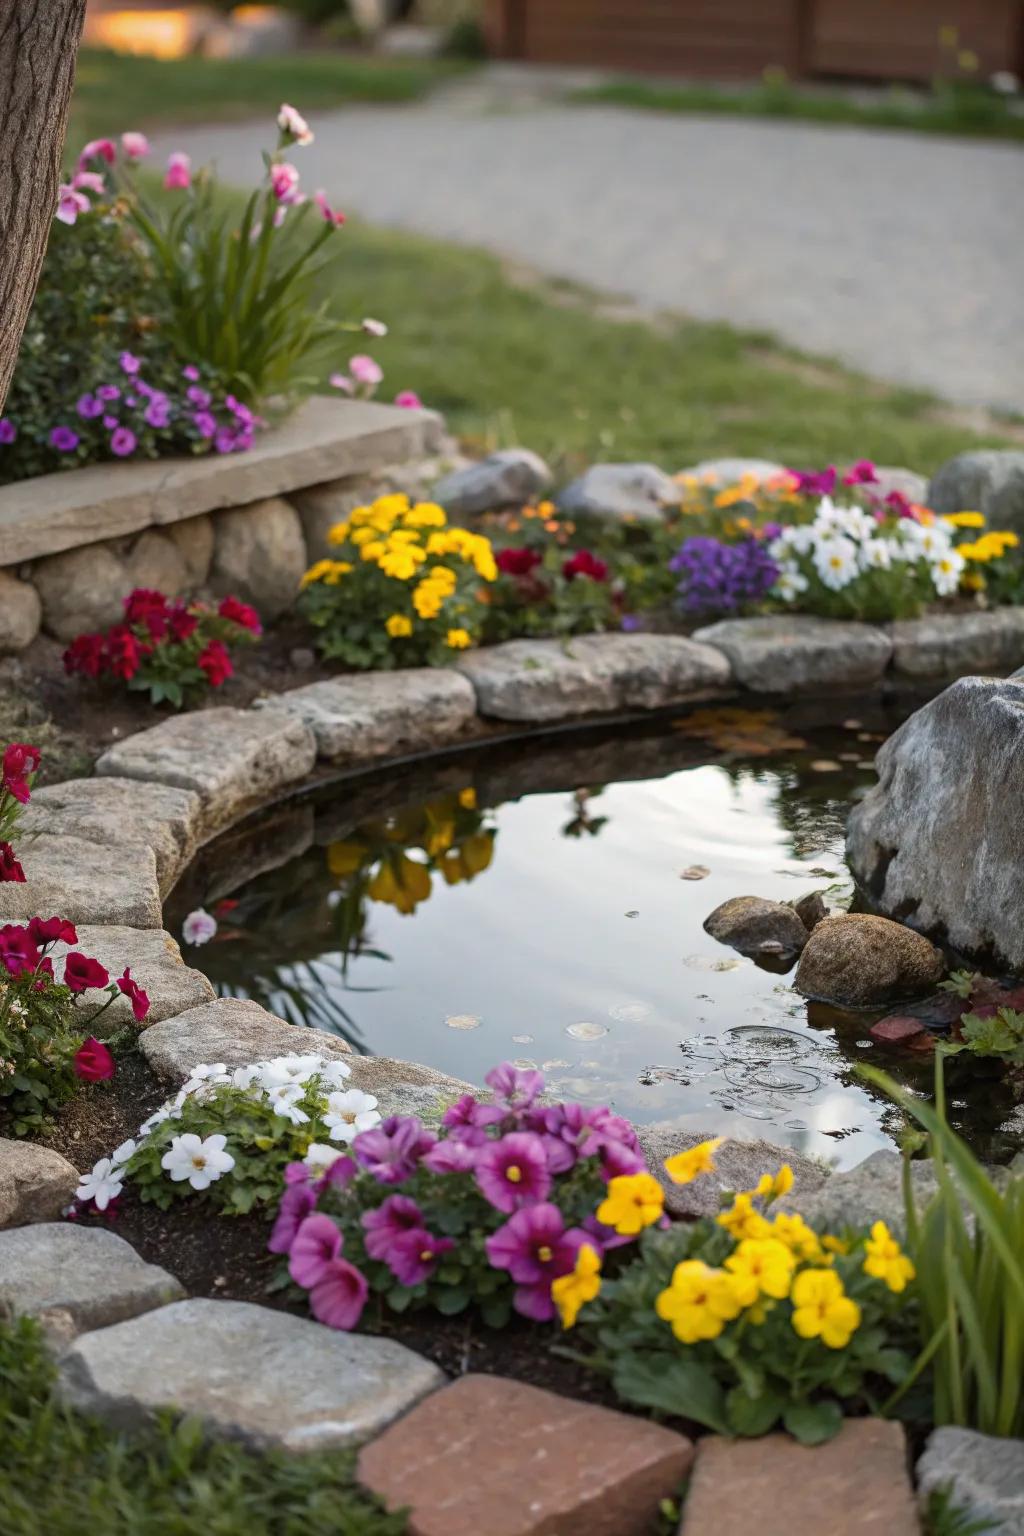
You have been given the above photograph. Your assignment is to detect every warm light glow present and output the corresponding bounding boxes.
[84,9,197,59]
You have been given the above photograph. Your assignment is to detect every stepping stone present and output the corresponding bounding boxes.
[51,925,215,1027]
[23,777,201,895]
[0,1223,183,1339]
[635,1124,828,1220]
[455,635,730,722]
[679,1420,918,1535]
[96,708,316,840]
[917,1427,1024,1535]
[692,616,892,693]
[258,668,477,764]
[888,609,1024,679]
[0,834,161,928]
[58,1298,444,1452]
[0,1141,79,1229]
[358,1373,693,1536]
[139,998,354,1083]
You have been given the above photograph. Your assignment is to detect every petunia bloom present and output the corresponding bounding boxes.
[0,843,25,883]
[485,1202,587,1320]
[278,103,314,145]
[474,1131,551,1213]
[485,1062,545,1111]
[393,390,423,410]
[49,426,79,453]
[27,916,77,946]
[0,924,40,977]
[78,137,116,167]
[116,967,150,1022]
[74,1037,115,1082]
[121,131,150,160]
[309,1256,368,1330]
[64,953,110,992]
[384,1226,454,1286]
[164,151,192,191]
[110,427,137,458]
[313,189,345,225]
[288,1213,343,1288]
[217,595,262,634]
[182,908,217,946]
[268,1179,319,1253]
[353,1116,436,1184]
[362,1193,424,1260]
[2,742,40,803]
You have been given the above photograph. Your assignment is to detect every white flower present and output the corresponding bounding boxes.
[259,1054,324,1090]
[231,1064,262,1090]
[111,1138,138,1166]
[161,1132,235,1190]
[323,1088,380,1142]
[773,568,809,602]
[773,523,816,558]
[319,1057,353,1089]
[930,548,966,596]
[76,1157,124,1211]
[902,522,952,560]
[362,317,388,337]
[277,102,314,145]
[991,70,1019,94]
[182,908,217,947]
[304,1142,350,1171]
[814,500,875,544]
[860,538,894,571]
[139,1104,174,1136]
[813,535,859,591]
[266,1082,311,1125]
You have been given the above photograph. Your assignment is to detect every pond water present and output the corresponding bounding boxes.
[167,697,1020,1171]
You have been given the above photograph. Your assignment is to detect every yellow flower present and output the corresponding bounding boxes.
[790,1268,861,1349]
[323,561,351,584]
[300,558,335,588]
[413,581,445,620]
[425,820,456,856]
[552,1243,602,1329]
[326,841,367,877]
[771,1211,824,1263]
[863,1221,916,1293]
[963,571,986,592]
[428,564,458,589]
[942,511,985,529]
[446,628,471,650]
[821,1234,850,1257]
[386,614,413,638]
[664,1138,722,1186]
[360,539,387,562]
[753,1164,794,1201]
[725,1237,796,1305]
[655,1261,743,1344]
[326,521,351,546]
[387,528,423,546]
[458,787,477,809]
[403,501,447,529]
[596,1173,665,1236]
[717,1193,771,1243]
[351,525,379,547]
[379,545,426,581]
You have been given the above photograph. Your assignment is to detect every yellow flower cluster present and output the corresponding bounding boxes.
[300,559,352,588]
[552,1244,602,1329]
[956,530,1019,562]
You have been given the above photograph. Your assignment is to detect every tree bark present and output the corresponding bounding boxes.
[0,0,86,413]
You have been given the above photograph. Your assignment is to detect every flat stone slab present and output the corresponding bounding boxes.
[0,1141,79,1229]
[344,1056,475,1121]
[681,1420,917,1534]
[0,1223,183,1338]
[139,998,354,1082]
[888,608,1024,679]
[23,777,201,896]
[51,925,214,1027]
[96,708,316,840]
[258,668,477,764]
[693,615,892,693]
[455,635,730,722]
[0,833,161,928]
[917,1427,1024,1535]
[358,1373,693,1536]
[59,1298,444,1452]
[0,399,444,567]
[636,1124,828,1219]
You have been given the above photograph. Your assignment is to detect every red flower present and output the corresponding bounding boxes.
[497,548,542,577]
[0,842,25,883]
[0,924,41,976]
[105,626,142,681]
[63,633,107,679]
[63,952,110,992]
[28,915,77,946]
[217,595,262,635]
[124,588,170,639]
[116,967,150,1023]
[74,1037,115,1082]
[562,550,609,583]
[2,742,40,804]
[198,639,233,688]
[168,602,198,643]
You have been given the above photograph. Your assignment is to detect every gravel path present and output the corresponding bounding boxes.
[155,97,1024,411]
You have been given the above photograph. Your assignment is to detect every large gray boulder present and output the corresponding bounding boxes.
[209,496,307,620]
[558,462,677,522]
[794,913,944,1007]
[917,1427,1024,1535]
[433,448,552,517]
[927,449,1024,536]
[847,675,1024,969]
[637,1125,828,1219]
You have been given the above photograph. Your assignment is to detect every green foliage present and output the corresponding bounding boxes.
[948,1008,1024,1066]
[923,1484,1000,1536]
[863,1057,1024,1438]
[0,1315,407,1536]
[0,974,84,1134]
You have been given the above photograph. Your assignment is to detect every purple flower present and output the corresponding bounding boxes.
[318,1153,357,1191]
[102,414,119,431]
[110,427,136,457]
[600,1137,648,1181]
[267,1180,318,1254]
[474,1131,551,1214]
[119,351,141,376]
[125,394,138,408]
[620,613,644,632]
[309,1257,368,1330]
[49,426,79,453]
[186,385,211,408]
[421,1137,481,1174]
[885,490,916,519]
[353,1116,436,1185]
[0,419,16,444]
[214,427,237,455]
[193,411,217,439]
[97,384,120,402]
[384,1227,455,1286]
[182,364,201,382]
[76,394,103,419]
[791,466,837,497]
[144,400,171,429]
[442,1093,503,1134]
[485,1203,587,1320]
[669,536,779,617]
[288,1213,343,1288]
[843,458,878,487]
[362,1194,425,1260]
[485,1062,545,1112]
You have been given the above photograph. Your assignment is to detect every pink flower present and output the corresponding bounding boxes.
[55,185,90,226]
[28,917,77,947]
[349,355,383,387]
[485,1203,587,1320]
[385,1227,454,1286]
[164,152,191,191]
[72,170,105,195]
[0,843,25,883]
[288,1213,343,1288]
[313,189,345,225]
[329,373,353,394]
[73,1037,115,1082]
[217,595,262,635]
[110,427,136,458]
[394,391,423,410]
[474,1132,551,1214]
[121,131,150,160]
[278,103,314,146]
[309,1256,368,1330]
[78,138,116,168]
[64,953,110,992]
[843,458,878,487]
[362,1194,424,1260]
[268,1180,319,1254]
[270,162,301,204]
[119,351,141,376]
[0,924,40,977]
[116,967,150,1023]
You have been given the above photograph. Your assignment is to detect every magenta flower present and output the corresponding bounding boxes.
[78,137,116,167]
[288,1213,343,1288]
[97,384,120,402]
[121,131,150,160]
[385,1227,454,1286]
[270,162,301,203]
[49,426,79,453]
[421,1137,480,1174]
[599,1138,648,1181]
[442,1094,503,1134]
[72,170,106,196]
[474,1132,551,1214]
[55,184,90,226]
[144,399,171,429]
[353,1116,436,1185]
[119,351,141,376]
[110,427,136,458]
[314,188,345,225]
[842,458,878,486]
[485,1203,586,1319]
[102,414,119,431]
[349,354,383,387]
[76,394,103,419]
[309,1256,368,1330]
[0,419,16,445]
[186,385,211,408]
[182,364,200,381]
[362,1194,424,1261]
[214,428,237,455]
[394,390,423,409]
[318,1153,357,1192]
[485,1062,545,1112]
[193,411,217,439]
[267,1180,318,1253]
[164,151,191,191]
[791,466,837,497]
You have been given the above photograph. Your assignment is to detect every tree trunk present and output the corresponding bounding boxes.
[0,0,86,413]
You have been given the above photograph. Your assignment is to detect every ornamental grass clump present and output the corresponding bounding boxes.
[63,588,261,708]
[299,494,497,667]
[561,1139,918,1445]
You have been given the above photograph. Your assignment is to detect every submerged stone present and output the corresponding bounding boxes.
[703,895,808,961]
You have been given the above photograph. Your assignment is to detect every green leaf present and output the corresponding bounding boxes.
[725,1384,783,1438]
[386,1286,412,1314]
[782,1400,844,1445]
[434,1287,470,1316]
[612,1353,728,1433]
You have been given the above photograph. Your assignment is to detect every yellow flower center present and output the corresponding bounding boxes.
[419,1249,433,1263]
[537,1245,553,1263]
[506,1165,522,1184]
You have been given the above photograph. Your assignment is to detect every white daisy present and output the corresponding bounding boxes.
[930,549,966,597]
[773,569,809,602]
[813,535,859,591]
[266,1081,311,1125]
[259,1054,324,1090]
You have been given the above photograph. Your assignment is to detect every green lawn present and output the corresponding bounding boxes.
[570,77,1024,144]
[69,47,464,148]
[1,1316,405,1536]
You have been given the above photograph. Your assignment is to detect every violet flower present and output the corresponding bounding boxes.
[441,1094,503,1134]
[110,427,136,458]
[669,536,779,616]
[474,1131,551,1213]
[309,1257,368,1330]
[421,1137,481,1174]
[353,1116,436,1185]
[49,426,79,453]
[0,419,16,444]
[485,1062,545,1112]
[485,1203,587,1320]
[288,1213,343,1288]
[362,1193,424,1260]
[267,1180,318,1254]
[384,1227,454,1286]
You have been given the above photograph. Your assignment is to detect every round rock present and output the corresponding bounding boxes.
[0,571,41,654]
[794,913,944,1007]
[703,895,808,960]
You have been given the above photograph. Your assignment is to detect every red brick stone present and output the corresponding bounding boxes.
[870,1015,931,1048]
[357,1373,693,1536]
[679,1419,919,1536]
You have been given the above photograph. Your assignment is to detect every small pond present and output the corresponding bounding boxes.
[167,696,1022,1170]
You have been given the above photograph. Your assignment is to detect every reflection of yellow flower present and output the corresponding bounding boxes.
[386,613,413,638]
[655,1261,742,1343]
[368,854,432,914]
[596,1173,664,1236]
[717,1193,771,1242]
[446,628,471,649]
[664,1138,722,1186]
[863,1221,916,1293]
[327,841,367,877]
[458,787,477,809]
[552,1244,601,1329]
[724,1238,796,1305]
[791,1269,861,1349]
[460,832,493,876]
[425,819,456,856]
